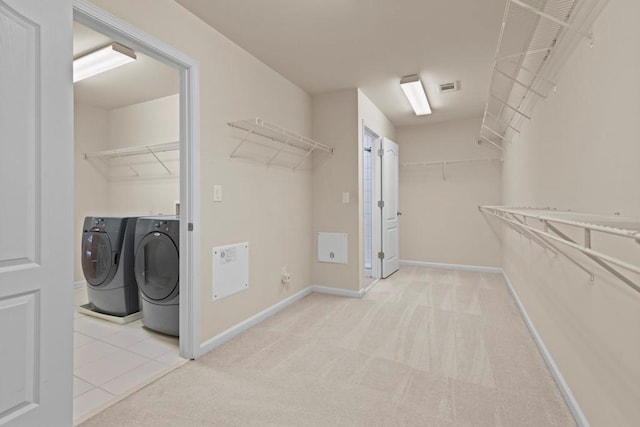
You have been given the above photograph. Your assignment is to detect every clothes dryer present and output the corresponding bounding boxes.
[81,217,139,316]
[134,216,179,336]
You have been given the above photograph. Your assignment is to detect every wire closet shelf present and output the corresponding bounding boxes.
[84,141,179,180]
[478,0,608,151]
[400,157,502,180]
[480,206,640,294]
[227,118,333,170]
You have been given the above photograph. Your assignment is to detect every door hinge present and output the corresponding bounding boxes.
[378,251,385,259]
[378,200,384,208]
[188,222,194,231]
[378,148,384,157]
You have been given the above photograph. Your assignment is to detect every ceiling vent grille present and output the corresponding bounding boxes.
[439,81,459,93]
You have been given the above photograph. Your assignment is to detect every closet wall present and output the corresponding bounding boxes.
[397,117,502,267]
[310,89,396,292]
[107,94,179,217]
[502,0,640,424]
[311,90,359,291]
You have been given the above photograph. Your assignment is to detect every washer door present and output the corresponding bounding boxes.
[135,232,179,301]
[81,230,113,286]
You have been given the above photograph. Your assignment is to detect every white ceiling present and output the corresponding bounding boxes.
[73,22,179,110]
[175,0,506,127]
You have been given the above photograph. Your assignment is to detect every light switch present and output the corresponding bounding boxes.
[213,185,223,202]
[342,192,350,203]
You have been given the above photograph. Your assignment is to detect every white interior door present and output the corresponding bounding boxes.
[381,137,399,278]
[0,0,73,425]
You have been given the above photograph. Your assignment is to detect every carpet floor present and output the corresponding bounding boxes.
[81,267,574,426]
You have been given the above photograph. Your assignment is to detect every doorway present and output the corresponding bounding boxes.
[363,125,380,286]
[362,124,400,288]
[72,1,199,422]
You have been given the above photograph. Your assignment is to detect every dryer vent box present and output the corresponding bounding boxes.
[212,242,249,301]
[317,232,347,264]
[439,81,459,93]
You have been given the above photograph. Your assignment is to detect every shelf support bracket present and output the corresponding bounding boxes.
[511,0,593,41]
[545,222,640,291]
[485,111,521,134]
[293,145,316,170]
[495,69,547,99]
[507,214,558,256]
[482,124,508,141]
[230,130,253,158]
[146,146,172,175]
[267,137,291,166]
[499,47,552,60]
[490,95,532,120]
[478,135,504,151]
[500,58,557,88]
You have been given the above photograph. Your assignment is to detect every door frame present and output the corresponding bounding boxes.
[361,121,382,281]
[73,0,201,359]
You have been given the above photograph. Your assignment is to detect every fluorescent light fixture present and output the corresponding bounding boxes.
[73,42,137,83]
[400,75,432,116]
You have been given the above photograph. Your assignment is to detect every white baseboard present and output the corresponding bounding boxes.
[197,284,363,357]
[400,259,502,273]
[310,285,364,299]
[197,286,312,357]
[501,271,588,427]
[73,280,87,289]
[363,278,381,295]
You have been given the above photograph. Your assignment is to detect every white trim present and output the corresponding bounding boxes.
[73,280,86,289]
[197,284,364,357]
[362,121,382,281]
[362,278,381,295]
[501,270,589,427]
[400,259,503,273]
[197,287,313,357]
[311,285,365,299]
[73,0,200,360]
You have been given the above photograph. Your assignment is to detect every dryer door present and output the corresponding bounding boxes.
[135,232,179,301]
[81,230,114,287]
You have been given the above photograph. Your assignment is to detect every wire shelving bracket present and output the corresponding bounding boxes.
[480,206,640,294]
[478,0,609,151]
[84,141,179,181]
[227,118,333,170]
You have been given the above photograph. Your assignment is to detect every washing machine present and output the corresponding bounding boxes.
[134,216,179,336]
[81,217,139,316]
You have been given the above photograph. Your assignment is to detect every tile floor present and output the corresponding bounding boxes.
[73,287,186,423]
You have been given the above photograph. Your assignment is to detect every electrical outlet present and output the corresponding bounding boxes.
[281,267,291,285]
[342,191,350,203]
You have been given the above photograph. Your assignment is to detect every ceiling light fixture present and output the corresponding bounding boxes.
[400,75,432,116]
[73,42,137,83]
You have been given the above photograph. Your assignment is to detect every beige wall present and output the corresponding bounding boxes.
[311,90,359,291]
[107,94,180,217]
[397,117,502,267]
[73,102,110,282]
[502,0,640,425]
[88,0,313,343]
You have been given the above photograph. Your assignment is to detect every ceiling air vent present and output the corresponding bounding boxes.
[439,81,459,93]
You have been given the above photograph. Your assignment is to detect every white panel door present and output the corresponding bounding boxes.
[381,137,399,278]
[0,0,73,425]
